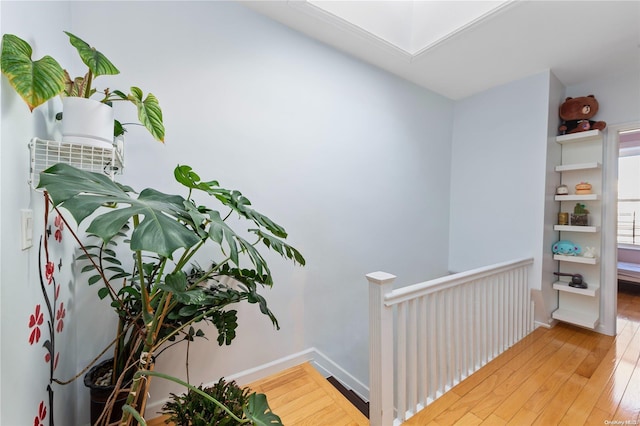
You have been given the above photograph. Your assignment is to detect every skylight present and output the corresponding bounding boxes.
[307,0,512,56]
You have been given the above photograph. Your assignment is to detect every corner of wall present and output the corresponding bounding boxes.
[534,70,565,326]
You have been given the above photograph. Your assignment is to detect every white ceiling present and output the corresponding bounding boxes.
[242,0,640,100]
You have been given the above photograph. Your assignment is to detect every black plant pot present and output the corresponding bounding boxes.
[84,359,128,425]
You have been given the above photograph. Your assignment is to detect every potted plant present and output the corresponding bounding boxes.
[571,203,589,226]
[38,163,304,425]
[0,31,164,146]
[160,377,281,426]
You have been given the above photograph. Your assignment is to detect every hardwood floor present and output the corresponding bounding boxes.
[147,363,368,426]
[403,284,640,425]
[148,285,640,425]
[246,362,369,426]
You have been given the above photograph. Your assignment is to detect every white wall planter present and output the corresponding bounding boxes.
[61,97,114,149]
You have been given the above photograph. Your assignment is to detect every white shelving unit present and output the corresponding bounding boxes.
[551,129,603,330]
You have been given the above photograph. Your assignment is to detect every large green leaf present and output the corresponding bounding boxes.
[208,210,272,280]
[64,31,119,77]
[174,165,287,237]
[251,229,306,266]
[129,86,165,142]
[37,163,200,258]
[0,34,65,111]
[244,392,283,426]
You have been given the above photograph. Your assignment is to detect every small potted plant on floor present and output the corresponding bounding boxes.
[160,377,281,426]
[38,163,304,425]
[1,31,164,146]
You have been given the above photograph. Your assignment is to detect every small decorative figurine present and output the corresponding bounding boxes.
[558,212,569,225]
[554,272,587,288]
[552,240,582,256]
[583,247,596,258]
[575,182,592,195]
[556,184,569,195]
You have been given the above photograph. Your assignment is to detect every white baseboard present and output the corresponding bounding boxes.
[144,347,369,415]
[227,348,317,385]
[308,348,369,402]
[534,319,553,329]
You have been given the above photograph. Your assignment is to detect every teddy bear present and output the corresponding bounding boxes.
[558,95,607,135]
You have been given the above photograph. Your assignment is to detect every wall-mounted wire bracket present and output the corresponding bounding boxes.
[29,137,124,190]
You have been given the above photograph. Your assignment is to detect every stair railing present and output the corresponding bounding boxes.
[366,257,534,426]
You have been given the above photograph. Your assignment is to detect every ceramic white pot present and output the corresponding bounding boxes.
[61,97,114,149]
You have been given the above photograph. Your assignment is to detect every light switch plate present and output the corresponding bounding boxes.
[21,209,33,250]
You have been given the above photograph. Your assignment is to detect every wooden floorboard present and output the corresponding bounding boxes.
[147,362,367,426]
[247,362,369,426]
[148,285,640,426]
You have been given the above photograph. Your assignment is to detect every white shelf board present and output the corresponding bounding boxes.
[553,281,600,297]
[555,194,600,201]
[556,129,602,145]
[555,162,601,172]
[554,225,600,233]
[552,308,599,329]
[554,254,598,265]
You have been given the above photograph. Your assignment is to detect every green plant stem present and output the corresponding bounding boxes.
[119,348,153,426]
[121,405,147,426]
[174,240,205,273]
[83,69,93,98]
[147,257,167,306]
[134,370,249,424]
[132,214,152,327]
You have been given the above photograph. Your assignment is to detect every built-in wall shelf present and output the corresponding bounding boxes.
[553,225,600,233]
[553,281,600,297]
[555,162,601,172]
[551,129,604,331]
[554,254,598,265]
[556,129,602,145]
[555,194,600,201]
[552,308,599,329]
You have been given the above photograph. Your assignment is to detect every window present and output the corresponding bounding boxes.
[618,129,640,247]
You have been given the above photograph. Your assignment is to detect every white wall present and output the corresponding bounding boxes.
[537,71,566,326]
[449,71,560,327]
[1,2,80,426]
[449,72,551,272]
[566,68,640,127]
[1,0,452,420]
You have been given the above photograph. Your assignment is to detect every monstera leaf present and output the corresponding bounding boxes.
[244,392,283,426]
[38,163,305,273]
[174,165,287,237]
[0,34,65,111]
[37,163,200,258]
